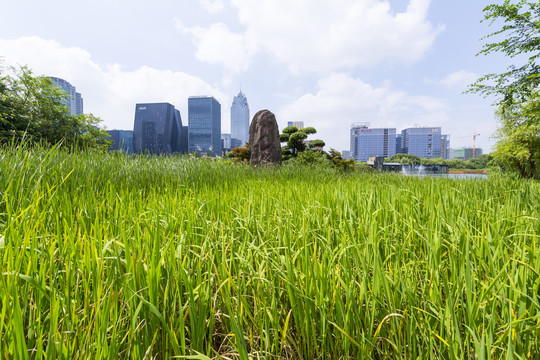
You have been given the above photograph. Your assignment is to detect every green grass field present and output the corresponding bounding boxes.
[1,146,539,359]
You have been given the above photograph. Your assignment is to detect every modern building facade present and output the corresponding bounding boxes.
[107,130,133,153]
[188,96,221,155]
[401,127,442,159]
[453,147,483,161]
[441,134,451,160]
[230,91,250,149]
[49,77,83,115]
[395,134,403,154]
[350,123,396,162]
[133,102,186,154]
[287,121,304,129]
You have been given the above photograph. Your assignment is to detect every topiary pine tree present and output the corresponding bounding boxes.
[279,125,325,158]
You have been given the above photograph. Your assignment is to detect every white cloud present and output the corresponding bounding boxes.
[437,69,479,89]
[199,0,225,13]
[0,37,229,131]
[175,20,256,73]
[277,73,450,151]
[180,0,443,74]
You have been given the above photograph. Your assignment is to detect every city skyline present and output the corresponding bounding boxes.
[0,0,512,153]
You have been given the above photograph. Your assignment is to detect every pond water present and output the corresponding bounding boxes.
[401,173,488,180]
[447,173,488,180]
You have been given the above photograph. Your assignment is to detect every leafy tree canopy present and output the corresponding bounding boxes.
[308,139,325,149]
[279,125,325,157]
[0,61,110,149]
[282,126,298,134]
[469,0,540,104]
[389,153,422,164]
[491,92,540,178]
[227,143,250,162]
[325,148,358,172]
[299,127,316,135]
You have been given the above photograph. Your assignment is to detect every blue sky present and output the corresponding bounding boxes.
[0,0,514,153]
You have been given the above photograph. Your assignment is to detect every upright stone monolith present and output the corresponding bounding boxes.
[249,110,282,165]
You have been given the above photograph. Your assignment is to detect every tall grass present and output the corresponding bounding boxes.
[0,145,539,359]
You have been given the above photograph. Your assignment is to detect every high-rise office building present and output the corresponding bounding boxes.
[188,96,221,155]
[401,127,442,159]
[395,134,403,154]
[350,123,396,162]
[107,130,134,153]
[441,134,451,160]
[230,91,250,149]
[133,102,186,154]
[48,77,83,115]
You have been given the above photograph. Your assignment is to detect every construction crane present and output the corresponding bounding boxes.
[472,133,480,159]
[455,133,481,158]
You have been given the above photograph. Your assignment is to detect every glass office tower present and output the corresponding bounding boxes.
[188,96,221,155]
[350,123,396,162]
[230,91,250,149]
[48,77,83,115]
[401,127,442,159]
[133,102,185,154]
[441,134,451,159]
[395,134,403,154]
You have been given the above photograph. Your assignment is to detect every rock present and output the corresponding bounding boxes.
[249,110,282,165]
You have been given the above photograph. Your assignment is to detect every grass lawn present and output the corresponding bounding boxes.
[1,146,539,359]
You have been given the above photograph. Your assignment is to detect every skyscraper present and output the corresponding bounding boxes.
[350,123,396,162]
[395,134,403,154]
[441,134,451,160]
[132,103,186,154]
[188,96,221,155]
[401,127,442,159]
[48,77,83,115]
[230,91,250,149]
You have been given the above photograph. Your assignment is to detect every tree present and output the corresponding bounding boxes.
[491,93,540,178]
[308,139,325,149]
[389,153,421,164]
[420,157,445,166]
[468,2,540,179]
[279,125,325,157]
[227,142,250,162]
[289,149,332,168]
[288,131,307,155]
[445,159,466,170]
[299,127,317,135]
[0,62,110,149]
[325,149,357,172]
[469,1,540,104]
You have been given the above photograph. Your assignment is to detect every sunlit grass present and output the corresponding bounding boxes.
[1,145,539,359]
